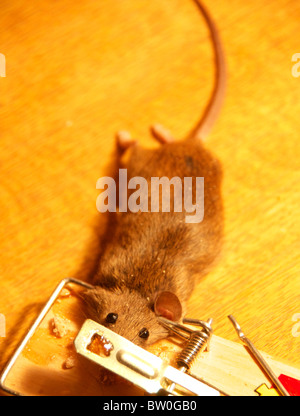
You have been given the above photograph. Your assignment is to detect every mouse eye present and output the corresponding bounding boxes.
[138,327,149,339]
[105,313,118,324]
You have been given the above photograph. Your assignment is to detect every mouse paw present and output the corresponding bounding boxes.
[150,124,174,144]
[116,130,137,151]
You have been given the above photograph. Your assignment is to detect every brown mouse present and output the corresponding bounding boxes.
[81,0,226,347]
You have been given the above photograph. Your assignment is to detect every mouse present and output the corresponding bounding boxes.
[81,0,226,348]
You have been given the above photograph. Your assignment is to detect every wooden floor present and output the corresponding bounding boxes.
[0,0,299,395]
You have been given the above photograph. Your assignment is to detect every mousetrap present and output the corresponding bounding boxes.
[1,278,300,396]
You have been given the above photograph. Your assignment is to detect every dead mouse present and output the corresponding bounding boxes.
[81,0,226,347]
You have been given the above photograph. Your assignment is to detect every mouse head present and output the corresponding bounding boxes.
[81,286,182,346]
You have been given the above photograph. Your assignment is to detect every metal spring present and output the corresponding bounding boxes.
[158,316,213,373]
[177,330,210,369]
[158,316,214,395]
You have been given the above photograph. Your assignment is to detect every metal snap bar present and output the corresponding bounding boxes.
[74,319,220,396]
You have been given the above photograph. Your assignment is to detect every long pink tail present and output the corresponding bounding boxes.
[187,0,227,141]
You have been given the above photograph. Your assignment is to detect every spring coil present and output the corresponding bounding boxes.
[177,330,211,370]
[176,331,209,369]
[158,316,213,373]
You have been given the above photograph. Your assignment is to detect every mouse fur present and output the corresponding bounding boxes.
[81,137,223,347]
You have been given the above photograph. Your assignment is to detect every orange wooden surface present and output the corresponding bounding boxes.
[0,0,300,395]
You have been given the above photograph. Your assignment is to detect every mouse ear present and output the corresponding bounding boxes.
[154,291,182,322]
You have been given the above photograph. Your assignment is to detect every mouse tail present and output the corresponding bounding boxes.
[186,0,227,141]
